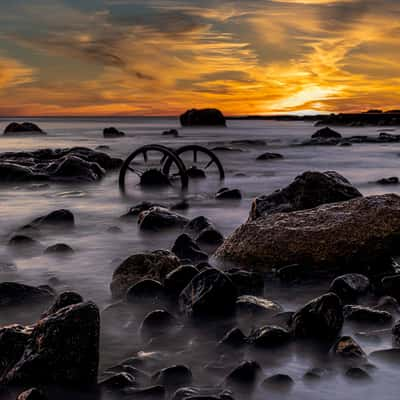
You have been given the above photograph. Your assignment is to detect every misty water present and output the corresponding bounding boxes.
[1,117,400,400]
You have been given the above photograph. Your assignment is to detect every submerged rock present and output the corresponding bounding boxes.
[219,327,247,347]
[262,374,294,392]
[152,365,192,391]
[140,309,180,340]
[377,177,399,185]
[216,195,400,272]
[215,188,242,200]
[30,209,75,229]
[103,127,125,138]
[126,279,165,303]
[247,326,290,348]
[139,207,189,231]
[256,152,284,161]
[44,243,74,255]
[345,367,371,381]
[0,282,55,308]
[226,361,261,386]
[172,234,208,263]
[249,171,362,220]
[180,109,226,127]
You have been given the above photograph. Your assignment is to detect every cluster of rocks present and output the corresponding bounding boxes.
[313,112,400,127]
[0,147,122,183]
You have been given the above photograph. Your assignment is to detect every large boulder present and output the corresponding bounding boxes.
[4,122,46,136]
[180,109,226,127]
[250,171,362,220]
[216,195,400,272]
[29,209,75,230]
[1,301,100,386]
[110,251,180,299]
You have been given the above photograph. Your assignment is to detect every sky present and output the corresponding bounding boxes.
[0,0,400,116]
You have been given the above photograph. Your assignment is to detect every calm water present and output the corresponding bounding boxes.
[0,117,400,400]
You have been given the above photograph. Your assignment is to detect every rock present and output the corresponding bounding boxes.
[186,166,206,179]
[99,372,136,391]
[152,365,192,391]
[42,291,83,318]
[392,320,400,345]
[4,122,45,136]
[290,293,343,340]
[180,109,226,127]
[107,226,123,234]
[343,305,392,324]
[226,270,264,296]
[2,301,100,386]
[103,127,125,138]
[249,171,362,220]
[303,368,329,381]
[345,367,371,381]
[382,275,400,300]
[126,279,165,303]
[105,365,150,386]
[110,251,180,299]
[262,374,294,391]
[172,234,208,263]
[256,152,284,161]
[377,177,399,185]
[139,207,189,231]
[172,387,233,400]
[0,282,55,308]
[121,202,165,219]
[30,209,75,229]
[179,269,237,318]
[215,188,242,200]
[331,336,367,360]
[8,235,41,250]
[196,228,224,247]
[185,216,214,234]
[247,326,290,348]
[219,327,247,347]
[374,296,400,314]
[330,274,370,303]
[162,129,179,137]
[216,195,400,273]
[164,265,199,297]
[44,243,74,255]
[226,361,261,385]
[312,127,342,139]
[52,155,105,182]
[236,295,282,318]
[140,310,180,340]
[16,388,47,400]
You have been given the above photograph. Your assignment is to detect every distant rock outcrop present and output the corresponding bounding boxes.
[4,122,46,136]
[103,127,125,138]
[180,109,226,127]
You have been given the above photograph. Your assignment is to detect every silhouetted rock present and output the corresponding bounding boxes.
[248,326,290,347]
[164,265,199,297]
[103,127,125,138]
[0,282,55,308]
[172,234,208,263]
[8,235,40,249]
[44,243,74,255]
[162,129,179,137]
[180,109,226,127]
[42,291,83,318]
[226,361,261,386]
[312,127,342,139]
[4,122,45,136]
[377,177,399,185]
[257,152,284,161]
[30,209,75,229]
[216,188,242,200]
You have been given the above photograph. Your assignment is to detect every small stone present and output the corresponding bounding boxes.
[257,152,284,161]
[262,374,294,391]
[226,361,261,385]
[377,177,399,185]
[343,305,392,324]
[103,127,125,138]
[140,310,180,340]
[247,326,290,348]
[139,207,188,231]
[216,188,242,200]
[331,336,367,360]
[45,243,74,255]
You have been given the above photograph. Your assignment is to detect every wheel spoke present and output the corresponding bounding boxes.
[193,150,198,163]
[160,154,168,165]
[204,159,214,169]
[143,151,148,163]
[127,166,143,177]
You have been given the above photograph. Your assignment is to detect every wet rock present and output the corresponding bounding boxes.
[180,109,226,127]
[139,207,189,231]
[187,166,206,179]
[30,209,75,229]
[179,268,237,318]
[330,274,370,303]
[248,326,290,348]
[331,336,367,360]
[344,305,392,324]
[126,279,165,303]
[196,228,224,247]
[44,243,74,255]
[249,171,361,220]
[2,301,100,386]
[122,385,165,399]
[111,251,179,299]
[0,282,55,308]
[121,202,165,219]
[140,309,180,340]
[381,275,400,300]
[164,265,199,298]
[16,388,47,400]
[42,291,83,318]
[172,387,233,400]
[96,145,110,151]
[99,372,136,391]
[262,374,294,392]
[290,293,343,340]
[236,295,282,318]
[374,296,400,314]
[256,152,283,161]
[303,368,329,382]
[215,188,242,200]
[172,234,208,263]
[345,367,371,381]
[105,365,150,386]
[152,365,192,391]
[52,156,105,182]
[162,129,179,137]
[226,270,264,296]
[216,195,400,273]
[4,122,45,136]
[219,327,247,347]
[376,177,399,185]
[312,127,342,139]
[185,216,214,234]
[103,127,125,138]
[226,361,261,386]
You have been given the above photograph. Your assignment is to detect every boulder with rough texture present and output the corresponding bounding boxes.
[110,251,180,299]
[249,171,362,220]
[331,336,366,360]
[343,305,392,324]
[139,207,189,232]
[330,274,370,303]
[41,291,83,318]
[236,295,282,317]
[216,195,400,272]
[247,326,290,347]
[2,301,100,386]
[180,109,226,127]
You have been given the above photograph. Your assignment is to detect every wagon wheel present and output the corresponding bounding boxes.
[119,144,189,195]
[163,145,225,180]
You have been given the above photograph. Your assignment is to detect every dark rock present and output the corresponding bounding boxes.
[4,122,45,136]
[236,295,282,318]
[185,216,213,234]
[247,326,290,347]
[330,274,370,303]
[126,279,165,303]
[262,374,294,391]
[8,235,40,249]
[152,365,192,391]
[303,368,329,381]
[45,243,74,255]
[121,202,165,219]
[16,388,47,400]
[52,156,105,182]
[226,361,261,385]
[377,177,399,185]
[345,367,371,381]
[103,127,125,138]
[256,152,284,161]
[226,270,264,296]
[290,293,343,340]
[219,327,246,347]
[312,127,342,139]
[105,365,150,386]
[162,129,179,137]
[172,234,208,263]
[196,228,224,246]
[250,171,362,220]
[107,226,123,234]
[180,109,226,127]
[382,275,400,300]
[140,310,180,340]
[99,372,136,390]
[179,268,237,318]
[331,336,367,360]
[215,188,242,200]
[42,291,83,318]
[164,265,199,297]
[122,385,165,399]
[0,282,55,308]
[2,301,100,386]
[111,251,180,299]
[139,207,189,231]
[187,166,206,179]
[343,305,392,324]
[30,209,75,229]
